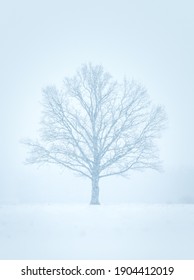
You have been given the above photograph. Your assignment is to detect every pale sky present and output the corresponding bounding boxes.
[0,0,194,204]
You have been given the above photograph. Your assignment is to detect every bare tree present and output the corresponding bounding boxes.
[24,64,166,204]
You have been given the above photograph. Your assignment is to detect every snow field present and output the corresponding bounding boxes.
[0,203,194,259]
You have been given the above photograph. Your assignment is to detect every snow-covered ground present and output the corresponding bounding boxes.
[0,203,194,259]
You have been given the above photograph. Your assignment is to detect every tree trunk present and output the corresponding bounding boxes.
[90,175,100,205]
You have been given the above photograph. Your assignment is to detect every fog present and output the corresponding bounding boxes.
[0,0,194,204]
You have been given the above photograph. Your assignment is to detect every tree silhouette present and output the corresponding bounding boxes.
[24,64,166,204]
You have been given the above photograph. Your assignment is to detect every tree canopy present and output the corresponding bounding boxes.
[24,64,166,204]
